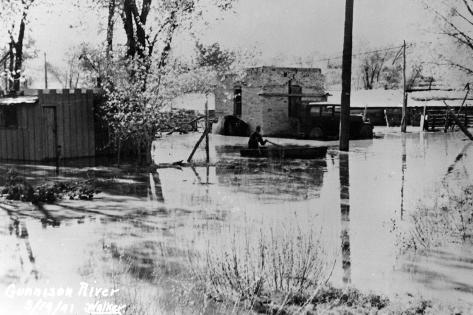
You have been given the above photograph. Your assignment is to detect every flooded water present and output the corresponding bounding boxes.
[1,128,473,314]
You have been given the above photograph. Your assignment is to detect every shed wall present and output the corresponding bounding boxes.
[0,89,96,161]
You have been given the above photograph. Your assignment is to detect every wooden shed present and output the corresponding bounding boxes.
[0,89,97,161]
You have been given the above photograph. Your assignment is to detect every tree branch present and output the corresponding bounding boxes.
[462,0,473,19]
[449,60,473,74]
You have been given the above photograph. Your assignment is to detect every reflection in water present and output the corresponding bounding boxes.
[2,132,473,313]
[400,137,407,220]
[445,142,472,178]
[9,217,39,280]
[216,158,327,202]
[339,152,351,284]
[148,172,165,203]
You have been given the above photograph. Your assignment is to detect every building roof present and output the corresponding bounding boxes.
[327,89,403,108]
[0,96,38,106]
[410,90,473,101]
[246,66,322,72]
[326,89,473,108]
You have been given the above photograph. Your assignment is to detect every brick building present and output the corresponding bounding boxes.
[214,66,328,136]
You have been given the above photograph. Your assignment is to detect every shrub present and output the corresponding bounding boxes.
[0,169,98,203]
[196,224,333,312]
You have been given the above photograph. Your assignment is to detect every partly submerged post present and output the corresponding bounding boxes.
[205,93,210,164]
[443,101,473,140]
[339,0,354,151]
[187,127,209,163]
[420,104,427,131]
[401,41,407,133]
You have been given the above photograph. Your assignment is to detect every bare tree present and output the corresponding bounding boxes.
[425,0,473,75]
[360,51,392,90]
[1,0,37,91]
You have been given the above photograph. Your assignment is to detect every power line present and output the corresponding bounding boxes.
[316,42,416,63]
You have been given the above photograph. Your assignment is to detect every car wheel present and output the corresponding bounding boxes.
[309,127,324,139]
[359,125,373,139]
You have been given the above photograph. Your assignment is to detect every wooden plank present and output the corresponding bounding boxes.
[187,127,210,162]
[2,131,7,160]
[17,107,24,160]
[57,92,65,159]
[6,129,14,159]
[26,105,35,160]
[18,128,24,160]
[81,92,89,157]
[63,95,71,158]
[87,91,95,156]
[35,103,43,160]
[3,128,10,160]
[0,131,5,160]
[69,94,78,157]
[86,91,94,156]
[69,94,78,158]
[30,104,37,160]
[7,129,13,159]
[78,93,87,157]
[0,129,6,159]
[10,128,18,159]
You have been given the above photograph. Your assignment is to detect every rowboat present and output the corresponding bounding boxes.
[240,145,328,159]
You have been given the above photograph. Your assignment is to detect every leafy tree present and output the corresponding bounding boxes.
[195,41,235,71]
[70,0,239,164]
[102,3,237,164]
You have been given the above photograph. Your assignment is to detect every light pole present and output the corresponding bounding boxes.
[339,0,354,151]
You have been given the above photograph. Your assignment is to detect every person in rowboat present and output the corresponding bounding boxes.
[248,126,268,150]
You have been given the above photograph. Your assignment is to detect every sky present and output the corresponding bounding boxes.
[202,0,433,59]
[1,0,446,88]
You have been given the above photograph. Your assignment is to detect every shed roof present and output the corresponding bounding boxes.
[410,90,473,101]
[327,90,403,108]
[326,89,473,108]
[0,96,38,105]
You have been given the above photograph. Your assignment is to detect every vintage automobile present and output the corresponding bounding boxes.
[294,103,374,140]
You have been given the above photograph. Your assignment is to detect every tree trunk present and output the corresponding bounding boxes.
[158,11,178,69]
[106,0,116,60]
[146,139,152,165]
[13,19,26,91]
[122,0,136,57]
[8,42,14,91]
[117,138,121,167]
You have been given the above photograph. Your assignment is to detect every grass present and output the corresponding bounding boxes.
[189,222,337,313]
[400,182,473,252]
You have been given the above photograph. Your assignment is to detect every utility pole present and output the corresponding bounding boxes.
[205,93,210,164]
[339,0,354,151]
[44,52,48,89]
[401,40,407,132]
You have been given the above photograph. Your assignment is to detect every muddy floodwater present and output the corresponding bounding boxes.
[1,128,473,314]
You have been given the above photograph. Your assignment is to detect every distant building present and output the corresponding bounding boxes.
[214,66,328,136]
[0,89,99,161]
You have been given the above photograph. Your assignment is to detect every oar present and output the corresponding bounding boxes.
[266,140,282,147]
